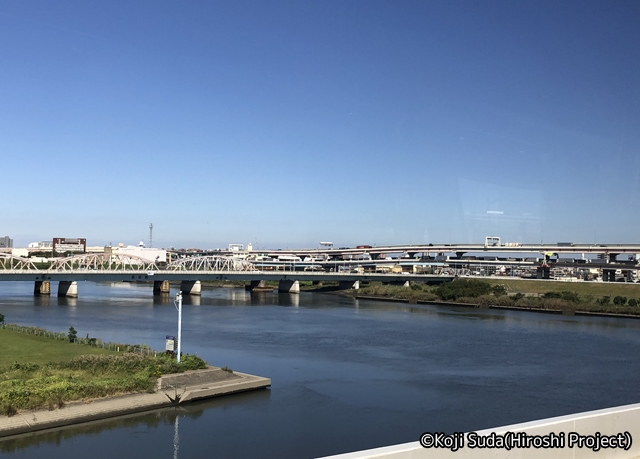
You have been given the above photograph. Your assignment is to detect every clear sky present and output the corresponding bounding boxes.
[2,1,639,249]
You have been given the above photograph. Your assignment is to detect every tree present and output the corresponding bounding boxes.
[629,299,638,307]
[0,312,4,324]
[613,296,627,306]
[68,326,77,343]
[492,285,507,297]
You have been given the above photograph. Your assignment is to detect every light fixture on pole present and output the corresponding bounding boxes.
[174,291,182,363]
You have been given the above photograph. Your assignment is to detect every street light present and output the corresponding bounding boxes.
[174,291,182,363]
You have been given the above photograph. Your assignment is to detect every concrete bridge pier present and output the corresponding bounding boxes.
[536,266,550,279]
[247,280,274,292]
[385,280,410,287]
[603,269,616,282]
[339,280,359,290]
[58,281,78,298]
[180,280,201,295]
[278,280,300,293]
[34,281,51,296]
[153,280,171,294]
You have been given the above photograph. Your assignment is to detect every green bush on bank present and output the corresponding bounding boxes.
[0,352,207,416]
[356,280,640,316]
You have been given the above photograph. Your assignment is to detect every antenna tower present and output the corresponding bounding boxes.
[149,223,153,248]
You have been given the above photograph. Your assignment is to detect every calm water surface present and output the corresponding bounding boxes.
[1,281,640,458]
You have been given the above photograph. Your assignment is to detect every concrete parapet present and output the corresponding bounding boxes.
[339,280,360,290]
[180,280,201,295]
[153,280,171,294]
[319,402,640,458]
[34,280,51,296]
[58,281,78,298]
[278,279,300,293]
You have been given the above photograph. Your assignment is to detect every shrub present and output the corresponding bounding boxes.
[0,313,4,324]
[1,403,17,417]
[435,279,493,301]
[542,292,562,299]
[513,293,525,301]
[68,326,77,343]
[598,296,611,305]
[629,299,638,307]
[492,285,507,297]
[561,291,580,303]
[613,296,627,306]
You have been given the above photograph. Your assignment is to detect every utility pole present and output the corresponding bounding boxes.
[149,223,153,248]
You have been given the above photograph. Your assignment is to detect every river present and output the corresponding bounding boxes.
[1,281,639,458]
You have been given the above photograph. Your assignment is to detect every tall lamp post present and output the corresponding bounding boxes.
[174,291,182,363]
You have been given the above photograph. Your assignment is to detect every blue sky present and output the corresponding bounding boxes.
[2,1,639,249]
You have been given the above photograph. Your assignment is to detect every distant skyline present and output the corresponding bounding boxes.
[2,1,639,249]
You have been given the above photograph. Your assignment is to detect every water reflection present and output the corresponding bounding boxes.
[183,295,200,307]
[278,293,299,307]
[0,390,270,454]
[153,293,171,306]
[34,296,50,307]
[57,297,77,308]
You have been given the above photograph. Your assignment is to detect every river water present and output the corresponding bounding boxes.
[1,281,640,458]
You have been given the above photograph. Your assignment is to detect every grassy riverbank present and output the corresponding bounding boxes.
[0,327,206,416]
[351,279,640,316]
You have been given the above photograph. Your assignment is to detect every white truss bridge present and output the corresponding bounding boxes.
[0,253,257,273]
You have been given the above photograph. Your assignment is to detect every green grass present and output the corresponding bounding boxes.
[482,278,640,297]
[0,329,115,368]
[354,280,640,316]
[0,328,207,415]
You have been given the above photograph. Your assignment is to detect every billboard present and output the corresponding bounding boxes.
[53,238,86,254]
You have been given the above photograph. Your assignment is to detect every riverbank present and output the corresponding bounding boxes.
[345,279,640,318]
[0,366,271,438]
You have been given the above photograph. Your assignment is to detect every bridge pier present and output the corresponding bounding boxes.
[34,281,50,296]
[58,281,78,298]
[603,269,616,282]
[247,280,274,292]
[153,280,171,294]
[339,280,359,290]
[536,266,550,279]
[180,280,201,295]
[385,280,410,287]
[278,280,300,293]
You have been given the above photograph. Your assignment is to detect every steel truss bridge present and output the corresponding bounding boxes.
[0,253,451,284]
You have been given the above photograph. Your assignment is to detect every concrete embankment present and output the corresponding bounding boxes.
[0,366,270,438]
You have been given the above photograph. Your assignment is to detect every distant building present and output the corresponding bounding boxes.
[0,236,13,248]
[28,241,53,249]
[53,238,86,254]
[112,243,167,264]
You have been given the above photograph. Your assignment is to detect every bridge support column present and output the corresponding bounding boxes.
[339,280,359,290]
[603,269,616,282]
[153,280,171,294]
[34,281,50,296]
[278,280,300,293]
[58,281,78,298]
[180,280,201,295]
[247,280,273,292]
[536,267,550,279]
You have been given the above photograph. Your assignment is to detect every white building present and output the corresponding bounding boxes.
[112,242,167,264]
